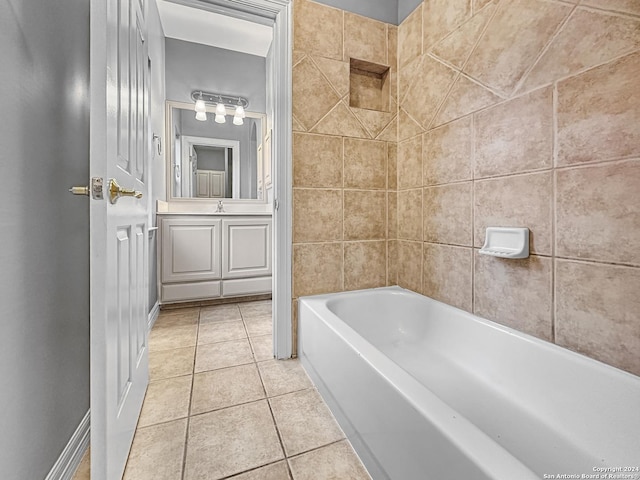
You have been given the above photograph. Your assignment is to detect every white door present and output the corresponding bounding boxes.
[90,0,149,479]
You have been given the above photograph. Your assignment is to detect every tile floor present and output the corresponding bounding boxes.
[72,300,370,480]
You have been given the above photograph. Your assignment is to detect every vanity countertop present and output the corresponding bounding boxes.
[156,200,272,216]
[156,211,272,216]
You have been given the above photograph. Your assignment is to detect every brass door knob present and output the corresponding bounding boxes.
[108,178,143,204]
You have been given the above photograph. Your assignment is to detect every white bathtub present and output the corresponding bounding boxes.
[298,287,640,480]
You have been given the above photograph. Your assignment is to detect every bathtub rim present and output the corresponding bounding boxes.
[302,286,640,383]
[298,286,640,479]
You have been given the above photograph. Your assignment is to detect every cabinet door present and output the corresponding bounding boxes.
[222,218,272,279]
[196,170,210,197]
[161,218,221,283]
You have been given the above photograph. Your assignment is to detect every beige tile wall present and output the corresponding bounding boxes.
[395,0,640,376]
[292,0,397,354]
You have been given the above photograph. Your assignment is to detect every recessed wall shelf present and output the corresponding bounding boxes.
[479,227,530,259]
[349,58,390,112]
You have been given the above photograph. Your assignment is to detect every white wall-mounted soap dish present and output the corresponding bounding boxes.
[479,227,529,259]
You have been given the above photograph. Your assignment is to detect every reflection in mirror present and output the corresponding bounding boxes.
[167,101,266,201]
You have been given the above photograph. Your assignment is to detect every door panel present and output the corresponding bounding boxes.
[90,0,149,478]
[116,227,131,406]
[117,0,130,172]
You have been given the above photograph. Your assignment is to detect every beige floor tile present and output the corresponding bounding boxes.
[258,359,313,397]
[123,419,187,480]
[227,461,291,480]
[149,346,195,381]
[191,363,265,414]
[288,441,371,480]
[155,309,200,328]
[138,375,192,428]
[71,447,90,480]
[200,304,242,324]
[244,315,272,337]
[194,338,254,373]
[269,389,344,456]
[149,325,198,352]
[250,334,274,362]
[198,320,247,345]
[184,400,284,480]
[239,300,272,318]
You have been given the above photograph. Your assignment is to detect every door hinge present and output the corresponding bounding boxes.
[273,199,279,211]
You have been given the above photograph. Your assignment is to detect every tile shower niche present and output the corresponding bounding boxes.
[349,58,390,112]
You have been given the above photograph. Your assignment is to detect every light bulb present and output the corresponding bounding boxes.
[215,102,226,116]
[215,113,226,124]
[195,111,207,121]
[235,104,245,118]
[233,115,244,126]
[194,98,206,113]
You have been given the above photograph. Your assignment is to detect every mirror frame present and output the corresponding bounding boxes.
[165,100,268,204]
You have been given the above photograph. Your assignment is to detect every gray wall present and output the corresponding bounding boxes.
[314,0,423,24]
[0,0,90,479]
[195,146,226,172]
[398,0,422,23]
[315,0,398,24]
[165,38,266,112]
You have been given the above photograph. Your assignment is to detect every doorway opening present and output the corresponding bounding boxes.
[157,0,292,358]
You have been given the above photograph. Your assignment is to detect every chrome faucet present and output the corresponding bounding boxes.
[216,200,225,213]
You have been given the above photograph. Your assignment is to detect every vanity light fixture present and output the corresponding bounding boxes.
[190,91,249,126]
[215,96,227,124]
[233,98,245,125]
[194,92,207,121]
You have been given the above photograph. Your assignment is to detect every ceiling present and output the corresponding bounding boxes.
[157,1,273,57]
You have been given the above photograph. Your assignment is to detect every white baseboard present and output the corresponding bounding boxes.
[45,409,90,480]
[148,301,160,331]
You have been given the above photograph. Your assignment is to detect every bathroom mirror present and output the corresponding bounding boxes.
[166,101,267,201]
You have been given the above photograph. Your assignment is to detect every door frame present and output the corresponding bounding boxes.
[169,0,293,359]
[270,1,293,359]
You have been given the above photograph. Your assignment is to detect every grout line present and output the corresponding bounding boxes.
[460,2,502,71]
[471,113,476,313]
[341,9,345,63]
[286,438,348,461]
[555,156,640,171]
[456,66,510,99]
[180,306,201,480]
[255,363,293,478]
[552,80,559,344]
[398,55,424,107]
[220,459,291,480]
[512,4,579,97]
[552,170,557,344]
[578,3,640,21]
[552,255,640,269]
[425,70,463,131]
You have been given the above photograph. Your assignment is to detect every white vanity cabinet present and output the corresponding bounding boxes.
[159,215,272,303]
